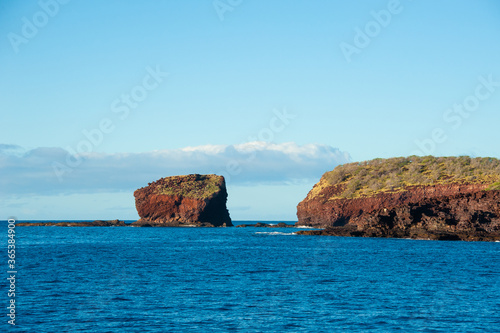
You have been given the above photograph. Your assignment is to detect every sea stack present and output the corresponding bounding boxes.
[133,174,232,227]
[296,156,500,241]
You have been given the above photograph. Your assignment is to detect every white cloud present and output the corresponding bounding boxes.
[0,142,350,196]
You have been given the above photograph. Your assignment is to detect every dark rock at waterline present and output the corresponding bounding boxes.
[17,219,127,227]
[297,225,500,241]
[296,190,500,241]
[236,222,295,228]
[297,156,500,241]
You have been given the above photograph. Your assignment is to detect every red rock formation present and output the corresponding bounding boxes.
[297,185,500,241]
[296,157,500,241]
[133,174,232,227]
[297,184,490,227]
[297,189,500,241]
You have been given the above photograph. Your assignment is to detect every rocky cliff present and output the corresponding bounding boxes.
[296,156,500,241]
[133,174,232,227]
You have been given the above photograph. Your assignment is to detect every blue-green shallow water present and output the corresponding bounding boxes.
[2,221,499,332]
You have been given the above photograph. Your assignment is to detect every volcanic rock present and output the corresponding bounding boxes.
[17,220,126,227]
[296,156,500,241]
[133,174,232,227]
[235,222,294,228]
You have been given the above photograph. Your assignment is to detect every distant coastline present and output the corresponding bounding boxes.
[13,220,300,227]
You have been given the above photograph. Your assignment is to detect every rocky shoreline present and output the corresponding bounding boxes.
[296,188,500,241]
[18,158,500,241]
[17,221,303,228]
[17,220,127,227]
[296,157,500,241]
[296,226,500,242]
[235,222,295,228]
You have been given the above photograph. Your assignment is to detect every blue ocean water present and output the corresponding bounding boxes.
[2,220,500,332]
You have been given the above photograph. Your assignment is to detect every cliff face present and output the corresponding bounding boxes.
[296,156,500,241]
[134,174,232,227]
[297,184,490,227]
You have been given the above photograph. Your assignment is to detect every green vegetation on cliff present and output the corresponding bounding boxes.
[310,156,500,199]
[154,174,224,199]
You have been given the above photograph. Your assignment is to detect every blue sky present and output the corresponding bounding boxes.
[1,0,500,220]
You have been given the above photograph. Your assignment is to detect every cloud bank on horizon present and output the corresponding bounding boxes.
[0,142,351,197]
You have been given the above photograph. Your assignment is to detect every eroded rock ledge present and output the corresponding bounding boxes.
[133,174,232,227]
[297,190,500,241]
[296,156,500,241]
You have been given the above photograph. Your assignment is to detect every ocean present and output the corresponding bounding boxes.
[2,220,499,332]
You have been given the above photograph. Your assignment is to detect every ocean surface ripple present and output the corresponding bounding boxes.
[3,221,500,332]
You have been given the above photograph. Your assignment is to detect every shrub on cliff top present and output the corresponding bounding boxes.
[314,156,500,199]
[153,174,224,199]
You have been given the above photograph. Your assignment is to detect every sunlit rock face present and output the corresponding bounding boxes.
[134,174,232,227]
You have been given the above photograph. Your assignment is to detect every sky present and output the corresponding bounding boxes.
[1,0,500,221]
